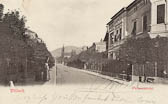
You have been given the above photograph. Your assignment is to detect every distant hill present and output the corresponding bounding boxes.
[51,46,86,58]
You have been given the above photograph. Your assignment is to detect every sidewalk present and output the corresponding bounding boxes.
[66,65,168,86]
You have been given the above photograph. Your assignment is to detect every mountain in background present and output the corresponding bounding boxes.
[51,46,87,58]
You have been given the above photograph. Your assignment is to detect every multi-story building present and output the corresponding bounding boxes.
[95,39,106,53]
[87,40,106,53]
[126,0,151,38]
[150,0,168,38]
[105,0,168,82]
[107,7,127,60]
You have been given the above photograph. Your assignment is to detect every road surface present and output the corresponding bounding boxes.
[19,63,120,88]
[10,64,162,104]
[55,64,120,86]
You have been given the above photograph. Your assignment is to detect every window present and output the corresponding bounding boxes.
[110,32,114,44]
[116,30,119,34]
[119,28,122,40]
[143,15,147,32]
[114,35,117,42]
[132,21,137,35]
[144,0,148,5]
[134,6,137,12]
[157,4,165,24]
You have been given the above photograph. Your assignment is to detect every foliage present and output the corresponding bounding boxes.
[0,4,4,19]
[119,36,168,64]
[1,7,55,71]
[3,10,27,39]
[67,48,106,69]
[119,37,155,64]
[153,36,168,62]
[32,42,55,68]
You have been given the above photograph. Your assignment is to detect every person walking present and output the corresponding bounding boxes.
[44,62,50,81]
[163,70,167,78]
[144,73,146,82]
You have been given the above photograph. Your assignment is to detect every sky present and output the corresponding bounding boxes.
[0,0,133,51]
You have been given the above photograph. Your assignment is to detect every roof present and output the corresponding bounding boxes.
[107,7,126,25]
[107,0,143,25]
[126,0,141,11]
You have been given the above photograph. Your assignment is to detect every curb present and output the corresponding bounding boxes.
[67,66,127,85]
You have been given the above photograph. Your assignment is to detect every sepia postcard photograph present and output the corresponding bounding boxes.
[0,0,168,104]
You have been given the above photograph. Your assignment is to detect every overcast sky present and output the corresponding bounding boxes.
[0,0,133,51]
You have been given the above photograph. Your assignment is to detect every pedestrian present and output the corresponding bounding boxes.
[163,70,167,78]
[45,63,50,81]
[9,80,15,88]
[144,73,146,82]
[139,76,142,82]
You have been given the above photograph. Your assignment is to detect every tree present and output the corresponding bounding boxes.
[3,10,27,39]
[119,37,155,64]
[0,4,55,83]
[71,50,76,57]
[0,4,4,20]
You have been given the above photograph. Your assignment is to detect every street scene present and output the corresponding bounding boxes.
[1,0,168,86]
[1,63,168,104]
[1,0,168,104]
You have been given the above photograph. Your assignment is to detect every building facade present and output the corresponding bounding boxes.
[106,0,168,82]
[150,0,168,38]
[95,39,106,53]
[107,7,127,60]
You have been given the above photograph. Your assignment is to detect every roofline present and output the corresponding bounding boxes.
[106,19,113,25]
[107,7,126,25]
[111,7,126,20]
[107,0,143,25]
[126,0,141,11]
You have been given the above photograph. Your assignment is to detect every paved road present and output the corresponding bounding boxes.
[11,64,160,104]
[55,64,120,87]
[17,63,120,87]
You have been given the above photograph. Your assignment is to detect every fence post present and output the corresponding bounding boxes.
[132,64,134,81]
[154,62,157,77]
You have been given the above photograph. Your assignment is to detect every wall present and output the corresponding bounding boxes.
[150,0,168,38]
[95,42,106,53]
[126,0,151,37]
[107,10,127,59]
